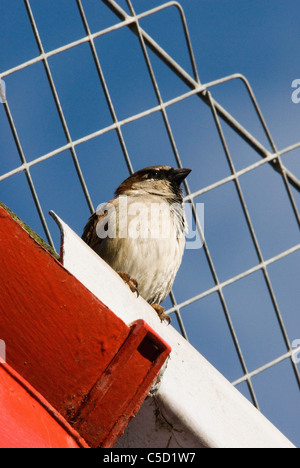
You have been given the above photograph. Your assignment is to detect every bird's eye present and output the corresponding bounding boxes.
[147,170,159,179]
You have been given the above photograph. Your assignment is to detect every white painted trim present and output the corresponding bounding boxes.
[50,212,295,448]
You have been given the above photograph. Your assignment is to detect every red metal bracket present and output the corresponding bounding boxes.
[0,206,171,447]
[73,319,171,447]
[0,358,89,448]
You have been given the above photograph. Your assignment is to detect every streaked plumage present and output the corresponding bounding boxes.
[82,165,191,322]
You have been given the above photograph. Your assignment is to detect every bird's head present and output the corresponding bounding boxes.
[115,165,192,201]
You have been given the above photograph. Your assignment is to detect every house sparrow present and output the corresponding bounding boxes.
[82,165,191,323]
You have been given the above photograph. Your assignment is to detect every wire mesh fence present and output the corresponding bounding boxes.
[0,0,300,446]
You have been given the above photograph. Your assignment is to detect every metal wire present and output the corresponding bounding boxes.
[24,0,95,216]
[102,0,300,406]
[0,0,299,414]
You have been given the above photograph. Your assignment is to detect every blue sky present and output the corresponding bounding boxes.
[0,0,300,446]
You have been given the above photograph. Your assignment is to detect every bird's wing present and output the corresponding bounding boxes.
[81,211,105,250]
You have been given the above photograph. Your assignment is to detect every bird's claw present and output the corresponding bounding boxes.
[118,271,139,297]
[151,304,171,324]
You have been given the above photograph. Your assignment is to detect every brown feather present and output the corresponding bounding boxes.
[82,212,105,250]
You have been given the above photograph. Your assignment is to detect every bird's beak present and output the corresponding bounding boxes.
[171,168,192,185]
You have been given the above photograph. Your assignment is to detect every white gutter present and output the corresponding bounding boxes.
[50,212,295,449]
